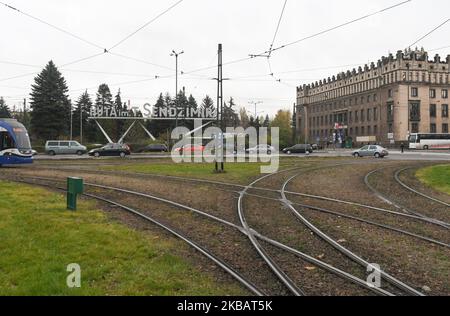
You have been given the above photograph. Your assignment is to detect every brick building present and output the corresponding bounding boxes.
[296,48,450,147]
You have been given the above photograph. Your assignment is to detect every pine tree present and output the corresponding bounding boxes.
[0,97,11,118]
[239,108,250,128]
[147,93,166,137]
[185,94,198,129]
[223,97,239,127]
[94,84,113,142]
[114,89,124,141]
[176,90,188,126]
[72,91,93,143]
[30,61,71,140]
[201,95,215,113]
[263,114,271,127]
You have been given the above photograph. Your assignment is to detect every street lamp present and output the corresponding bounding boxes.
[171,50,184,128]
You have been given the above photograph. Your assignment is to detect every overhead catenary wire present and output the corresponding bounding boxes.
[108,0,185,51]
[409,18,450,48]
[268,0,288,58]
[0,1,105,50]
[260,0,412,56]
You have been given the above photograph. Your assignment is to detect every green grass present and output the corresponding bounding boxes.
[416,164,450,195]
[0,181,247,296]
[102,159,303,184]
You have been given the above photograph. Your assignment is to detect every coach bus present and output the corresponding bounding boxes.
[0,118,33,166]
[408,133,450,150]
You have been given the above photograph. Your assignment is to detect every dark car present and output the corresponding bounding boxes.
[282,144,313,154]
[137,144,168,153]
[88,143,131,158]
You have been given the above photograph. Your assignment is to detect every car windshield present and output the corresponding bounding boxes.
[14,130,32,150]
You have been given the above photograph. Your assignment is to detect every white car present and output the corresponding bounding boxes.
[246,145,276,155]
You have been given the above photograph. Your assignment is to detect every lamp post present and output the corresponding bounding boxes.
[171,50,184,128]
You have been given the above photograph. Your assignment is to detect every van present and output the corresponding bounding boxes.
[45,141,87,156]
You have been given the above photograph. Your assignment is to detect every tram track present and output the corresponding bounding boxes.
[364,167,450,229]
[280,171,426,296]
[1,174,396,296]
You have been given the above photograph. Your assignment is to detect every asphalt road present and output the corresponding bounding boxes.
[32,150,450,161]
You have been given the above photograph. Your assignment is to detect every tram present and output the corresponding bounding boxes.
[0,118,33,166]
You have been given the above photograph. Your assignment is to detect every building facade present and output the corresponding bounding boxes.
[296,48,450,146]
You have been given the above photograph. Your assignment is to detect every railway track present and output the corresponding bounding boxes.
[280,171,426,296]
[1,174,395,296]
[12,163,450,245]
[364,167,450,229]
[394,167,450,207]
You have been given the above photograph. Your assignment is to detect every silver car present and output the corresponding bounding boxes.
[353,145,389,158]
[45,141,87,156]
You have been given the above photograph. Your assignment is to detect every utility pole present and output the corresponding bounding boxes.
[216,44,224,173]
[248,101,263,119]
[80,94,83,145]
[70,104,73,141]
[171,50,184,129]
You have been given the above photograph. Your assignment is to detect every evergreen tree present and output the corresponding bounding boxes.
[30,61,71,140]
[201,95,215,113]
[0,97,11,118]
[114,89,124,141]
[263,114,271,127]
[239,108,250,128]
[94,84,113,142]
[72,91,93,143]
[176,90,188,126]
[186,94,198,129]
[223,97,239,127]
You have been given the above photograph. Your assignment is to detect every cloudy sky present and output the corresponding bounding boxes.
[1,0,449,117]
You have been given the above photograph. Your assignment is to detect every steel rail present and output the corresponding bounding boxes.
[394,167,450,207]
[364,168,450,229]
[3,175,395,296]
[280,172,426,296]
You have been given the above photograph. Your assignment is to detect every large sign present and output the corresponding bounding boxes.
[89,104,217,121]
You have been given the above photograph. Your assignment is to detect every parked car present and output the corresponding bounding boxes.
[137,144,168,153]
[88,143,131,158]
[45,141,87,156]
[282,144,313,154]
[352,145,389,158]
[174,144,205,153]
[246,144,276,155]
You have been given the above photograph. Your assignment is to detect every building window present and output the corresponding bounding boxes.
[430,89,436,98]
[387,102,394,122]
[443,89,449,99]
[430,104,437,118]
[443,104,449,118]
[355,127,359,135]
[443,124,449,134]
[361,110,365,122]
[368,126,372,135]
[349,111,353,123]
[373,94,378,102]
[411,123,419,133]
[388,123,393,133]
[350,127,353,135]
[374,125,378,134]
[373,107,378,121]
[411,87,418,97]
[388,89,393,98]
[430,123,437,134]
[367,109,371,121]
[361,126,365,135]
[355,111,359,123]
[409,102,421,121]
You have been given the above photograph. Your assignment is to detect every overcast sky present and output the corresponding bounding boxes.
[1,0,449,117]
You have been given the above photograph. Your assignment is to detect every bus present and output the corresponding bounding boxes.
[408,133,450,150]
[0,118,33,166]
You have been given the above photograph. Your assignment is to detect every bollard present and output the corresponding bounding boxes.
[67,177,84,211]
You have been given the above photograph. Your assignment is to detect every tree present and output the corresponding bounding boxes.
[185,94,198,129]
[263,114,271,127]
[201,95,215,113]
[223,97,239,128]
[239,108,250,128]
[94,84,113,142]
[270,110,293,149]
[30,61,71,140]
[113,89,125,141]
[72,91,93,143]
[0,97,11,118]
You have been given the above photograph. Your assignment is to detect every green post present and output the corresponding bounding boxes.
[67,177,84,211]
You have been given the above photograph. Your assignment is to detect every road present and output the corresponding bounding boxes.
[32,150,450,161]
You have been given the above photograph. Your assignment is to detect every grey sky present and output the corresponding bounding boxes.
[1,0,449,117]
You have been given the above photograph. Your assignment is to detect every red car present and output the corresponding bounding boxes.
[174,144,205,153]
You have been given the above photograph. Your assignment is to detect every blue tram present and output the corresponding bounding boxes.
[0,118,33,166]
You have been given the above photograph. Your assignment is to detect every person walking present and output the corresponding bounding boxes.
[400,142,405,154]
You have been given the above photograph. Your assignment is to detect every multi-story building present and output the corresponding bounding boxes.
[296,48,450,146]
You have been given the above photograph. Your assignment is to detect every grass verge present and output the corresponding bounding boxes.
[0,181,246,296]
[416,164,450,195]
